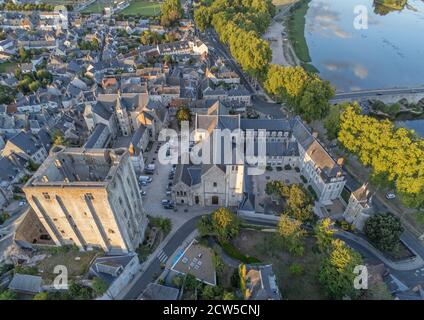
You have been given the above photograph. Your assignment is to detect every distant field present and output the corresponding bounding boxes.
[81,0,107,14]
[119,0,162,16]
[39,0,83,4]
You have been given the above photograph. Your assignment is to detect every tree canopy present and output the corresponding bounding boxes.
[276,214,305,256]
[318,239,363,299]
[264,64,335,122]
[197,208,240,243]
[160,0,183,27]
[338,106,424,208]
[364,213,404,253]
[266,180,314,222]
[194,0,274,78]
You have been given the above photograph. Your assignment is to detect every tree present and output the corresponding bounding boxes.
[338,106,424,209]
[172,275,184,288]
[176,106,192,126]
[194,6,211,31]
[68,282,93,300]
[211,208,240,243]
[197,215,214,237]
[0,290,16,300]
[276,214,305,256]
[33,292,49,300]
[201,285,223,300]
[364,213,404,253]
[294,76,334,122]
[265,181,313,222]
[223,291,236,300]
[318,239,363,299]
[52,130,68,146]
[92,277,108,296]
[324,102,360,141]
[160,0,183,27]
[314,218,335,252]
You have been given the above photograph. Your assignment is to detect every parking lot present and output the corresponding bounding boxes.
[139,141,210,231]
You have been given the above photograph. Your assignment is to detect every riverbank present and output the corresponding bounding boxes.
[286,0,318,72]
[263,2,298,66]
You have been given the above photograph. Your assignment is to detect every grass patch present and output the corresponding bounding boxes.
[36,246,99,284]
[119,0,161,16]
[81,0,106,14]
[0,61,17,74]
[287,0,312,63]
[221,242,261,264]
[233,229,327,299]
[411,211,424,227]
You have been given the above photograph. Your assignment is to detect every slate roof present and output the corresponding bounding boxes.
[140,283,179,300]
[8,273,42,294]
[8,131,42,156]
[240,119,292,132]
[84,123,110,149]
[0,156,22,184]
[291,118,342,180]
[244,264,281,300]
[89,254,136,285]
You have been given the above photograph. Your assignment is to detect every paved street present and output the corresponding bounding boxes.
[123,215,202,299]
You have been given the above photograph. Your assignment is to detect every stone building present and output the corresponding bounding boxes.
[172,113,346,207]
[343,183,373,231]
[23,146,148,254]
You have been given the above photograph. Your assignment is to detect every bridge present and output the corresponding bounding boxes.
[330,87,424,104]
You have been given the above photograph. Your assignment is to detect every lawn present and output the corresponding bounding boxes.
[38,0,81,5]
[81,0,106,14]
[232,229,327,300]
[0,61,17,74]
[119,0,162,16]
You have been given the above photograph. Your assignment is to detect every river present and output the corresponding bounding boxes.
[303,0,424,92]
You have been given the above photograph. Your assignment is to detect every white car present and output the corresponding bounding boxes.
[385,193,396,200]
[18,200,26,207]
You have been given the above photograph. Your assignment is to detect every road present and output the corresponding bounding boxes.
[123,215,202,300]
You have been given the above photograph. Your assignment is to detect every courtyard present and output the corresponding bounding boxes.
[252,167,302,214]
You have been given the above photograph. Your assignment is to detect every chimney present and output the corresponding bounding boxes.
[312,132,318,139]
[337,157,344,166]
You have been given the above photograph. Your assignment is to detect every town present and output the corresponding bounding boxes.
[0,0,423,302]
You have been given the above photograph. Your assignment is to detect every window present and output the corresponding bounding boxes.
[42,192,50,200]
[213,182,217,187]
[86,193,94,200]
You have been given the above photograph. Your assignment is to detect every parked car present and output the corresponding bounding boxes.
[140,190,146,196]
[385,193,396,200]
[139,176,152,183]
[18,200,27,207]
[166,191,172,196]
[161,199,172,205]
[164,203,175,209]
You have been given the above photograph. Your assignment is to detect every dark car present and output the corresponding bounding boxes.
[164,203,175,209]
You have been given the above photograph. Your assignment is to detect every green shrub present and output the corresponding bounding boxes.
[221,242,260,264]
[284,164,292,170]
[289,263,304,275]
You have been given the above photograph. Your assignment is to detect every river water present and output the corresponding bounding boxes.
[304,0,424,92]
